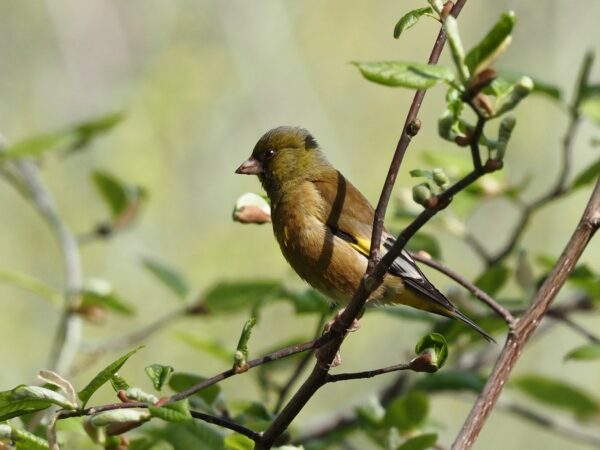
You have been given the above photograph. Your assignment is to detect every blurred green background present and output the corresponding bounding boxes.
[0,1,599,449]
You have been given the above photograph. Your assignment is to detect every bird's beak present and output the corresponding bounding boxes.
[235,157,263,175]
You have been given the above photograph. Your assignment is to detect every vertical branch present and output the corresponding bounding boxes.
[452,179,600,450]
[11,161,83,374]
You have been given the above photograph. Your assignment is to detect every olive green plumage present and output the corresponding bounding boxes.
[236,126,493,342]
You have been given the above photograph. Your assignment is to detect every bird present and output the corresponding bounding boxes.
[235,126,493,343]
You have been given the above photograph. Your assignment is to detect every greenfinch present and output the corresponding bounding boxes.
[236,126,493,342]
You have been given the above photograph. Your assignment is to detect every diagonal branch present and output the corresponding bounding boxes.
[452,178,600,450]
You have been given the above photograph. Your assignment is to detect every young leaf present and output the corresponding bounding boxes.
[37,370,77,406]
[497,73,561,101]
[145,422,224,450]
[9,426,50,450]
[92,171,131,219]
[465,12,516,74]
[125,387,159,404]
[234,317,257,372]
[512,374,599,418]
[571,158,600,190]
[393,7,434,39]
[0,269,62,306]
[142,258,189,300]
[145,364,174,391]
[564,343,600,361]
[444,17,469,81]
[474,265,510,296]
[90,409,151,427]
[384,392,429,433]
[397,433,438,450]
[414,333,449,369]
[353,62,455,89]
[78,347,142,407]
[149,400,192,424]
[10,386,77,410]
[0,398,53,422]
[110,374,131,392]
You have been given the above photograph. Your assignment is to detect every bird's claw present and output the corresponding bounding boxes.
[323,308,361,335]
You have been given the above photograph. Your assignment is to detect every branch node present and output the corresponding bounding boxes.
[407,118,422,137]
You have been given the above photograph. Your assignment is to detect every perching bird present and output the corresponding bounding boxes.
[236,126,493,342]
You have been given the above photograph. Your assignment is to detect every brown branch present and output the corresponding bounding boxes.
[410,252,515,325]
[452,178,600,450]
[168,334,330,403]
[256,3,475,448]
[326,362,410,383]
[55,401,259,443]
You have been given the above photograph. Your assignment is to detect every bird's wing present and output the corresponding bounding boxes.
[312,172,453,310]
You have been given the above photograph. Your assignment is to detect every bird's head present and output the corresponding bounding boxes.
[236,126,330,196]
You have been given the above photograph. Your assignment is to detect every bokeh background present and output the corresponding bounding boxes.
[1,1,599,449]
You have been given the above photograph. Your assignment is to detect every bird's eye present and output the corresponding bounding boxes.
[264,149,275,159]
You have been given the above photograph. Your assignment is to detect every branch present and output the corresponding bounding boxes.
[8,161,84,374]
[190,410,260,442]
[326,362,410,383]
[409,252,515,325]
[452,178,600,450]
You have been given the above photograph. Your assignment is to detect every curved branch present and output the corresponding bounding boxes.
[453,179,600,450]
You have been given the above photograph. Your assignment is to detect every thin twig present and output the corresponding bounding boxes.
[410,252,515,325]
[326,362,410,383]
[190,410,260,441]
[453,179,600,450]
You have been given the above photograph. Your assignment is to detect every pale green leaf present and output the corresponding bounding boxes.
[142,258,189,300]
[353,61,454,89]
[465,12,516,73]
[393,7,434,39]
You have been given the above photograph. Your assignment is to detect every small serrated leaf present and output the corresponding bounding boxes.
[149,401,192,424]
[78,347,142,407]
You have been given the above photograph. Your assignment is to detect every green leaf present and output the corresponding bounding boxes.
[0,398,52,422]
[203,280,281,313]
[81,278,135,316]
[397,433,438,450]
[168,373,221,408]
[174,332,232,363]
[224,434,254,450]
[229,400,273,432]
[414,333,448,369]
[411,370,486,393]
[496,73,561,101]
[110,374,130,392]
[78,346,142,407]
[142,258,189,300]
[475,265,510,296]
[145,364,174,391]
[465,12,516,74]
[10,386,76,410]
[572,158,600,190]
[353,62,455,89]
[512,374,599,418]
[355,396,385,427]
[0,268,62,306]
[149,400,192,424]
[2,112,123,160]
[384,392,429,433]
[393,7,434,39]
[406,232,442,260]
[565,343,600,361]
[409,169,435,182]
[10,426,50,450]
[92,171,132,219]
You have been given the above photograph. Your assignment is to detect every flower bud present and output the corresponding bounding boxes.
[495,115,516,160]
[412,183,433,206]
[432,168,450,189]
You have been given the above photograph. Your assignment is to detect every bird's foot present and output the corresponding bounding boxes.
[322,308,361,335]
[315,309,360,368]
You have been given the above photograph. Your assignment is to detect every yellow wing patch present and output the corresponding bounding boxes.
[349,236,371,257]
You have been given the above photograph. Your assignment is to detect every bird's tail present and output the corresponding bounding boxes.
[447,308,496,343]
